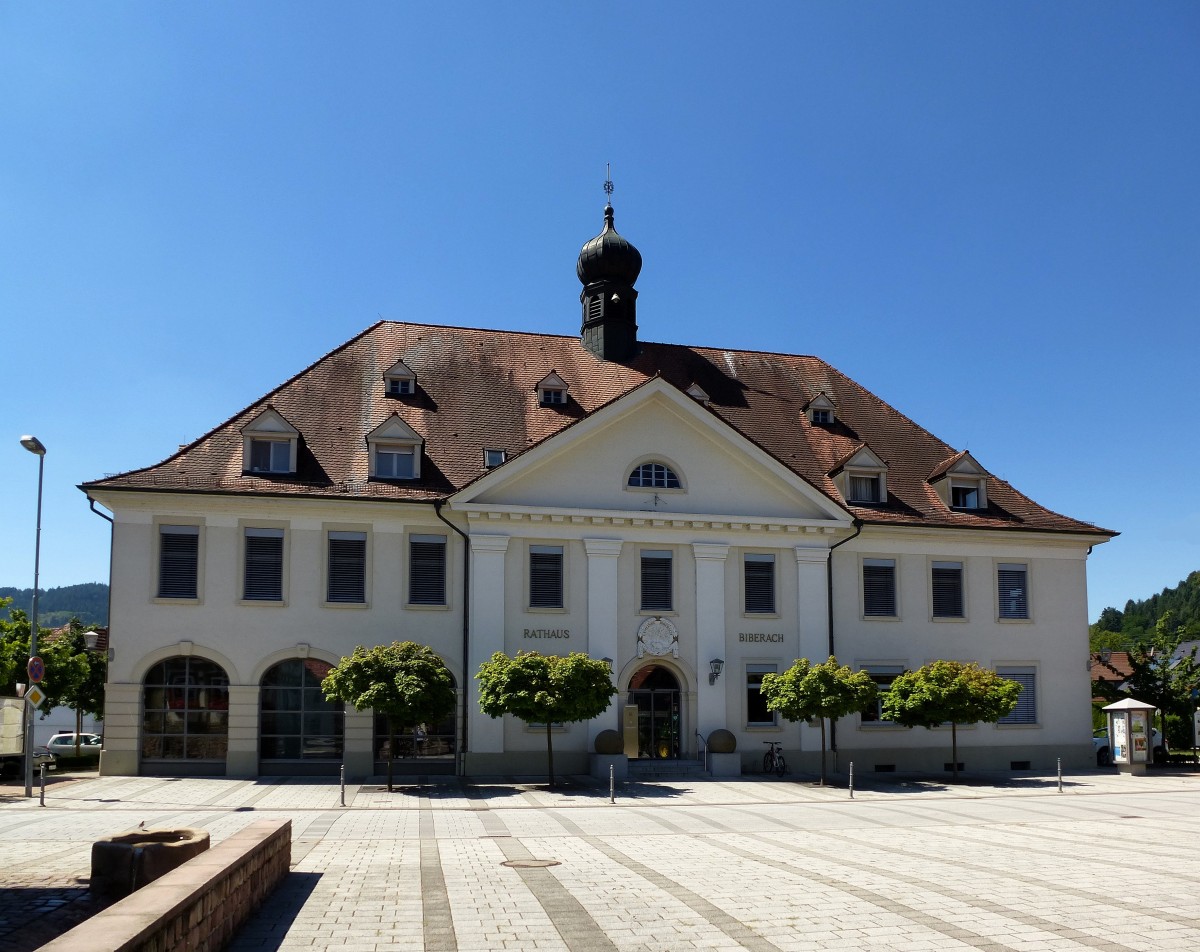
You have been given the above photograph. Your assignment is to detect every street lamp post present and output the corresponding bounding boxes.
[20,435,46,799]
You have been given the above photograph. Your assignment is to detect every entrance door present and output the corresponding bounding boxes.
[628,665,681,759]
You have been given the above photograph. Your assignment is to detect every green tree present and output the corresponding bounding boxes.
[475,651,616,789]
[1091,611,1200,751]
[881,660,1021,781]
[322,641,456,792]
[759,656,876,786]
[0,601,106,758]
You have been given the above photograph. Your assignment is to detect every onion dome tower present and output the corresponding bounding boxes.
[577,200,642,362]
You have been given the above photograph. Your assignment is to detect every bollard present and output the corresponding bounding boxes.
[1057,757,1062,793]
[609,764,615,804]
[340,764,346,807]
[849,761,854,799]
[39,763,46,807]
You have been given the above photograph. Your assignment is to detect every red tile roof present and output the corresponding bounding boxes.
[82,321,1112,536]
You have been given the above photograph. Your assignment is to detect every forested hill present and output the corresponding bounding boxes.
[0,582,109,628]
[1093,571,1200,639]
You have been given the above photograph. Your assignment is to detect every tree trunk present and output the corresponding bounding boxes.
[951,722,959,782]
[546,721,555,789]
[387,717,396,793]
[75,707,83,758]
[819,717,827,786]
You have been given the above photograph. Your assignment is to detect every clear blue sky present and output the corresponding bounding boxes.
[2,3,1197,622]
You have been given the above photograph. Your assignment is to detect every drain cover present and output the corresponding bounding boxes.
[502,859,561,868]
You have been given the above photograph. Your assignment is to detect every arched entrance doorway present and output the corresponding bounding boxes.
[259,658,344,776]
[628,665,681,759]
[142,656,229,776]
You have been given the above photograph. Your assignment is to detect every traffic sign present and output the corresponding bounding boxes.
[25,685,47,709]
[27,656,45,684]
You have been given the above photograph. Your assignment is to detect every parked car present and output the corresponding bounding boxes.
[45,733,102,759]
[1093,727,1166,766]
[33,746,56,770]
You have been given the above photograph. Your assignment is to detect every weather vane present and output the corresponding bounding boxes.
[603,162,613,200]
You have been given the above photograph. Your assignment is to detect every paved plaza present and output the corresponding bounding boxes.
[3,769,1200,951]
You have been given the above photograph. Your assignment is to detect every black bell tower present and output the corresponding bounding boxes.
[577,202,642,362]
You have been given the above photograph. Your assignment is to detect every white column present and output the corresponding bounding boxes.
[794,545,831,661]
[584,538,623,748]
[693,542,729,739]
[468,533,510,756]
[794,544,832,754]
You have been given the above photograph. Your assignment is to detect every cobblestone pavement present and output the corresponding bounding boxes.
[4,769,1200,951]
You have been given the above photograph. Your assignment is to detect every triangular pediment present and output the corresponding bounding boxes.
[454,378,849,523]
[367,414,422,443]
[929,449,987,482]
[383,359,416,381]
[830,444,887,475]
[804,392,837,412]
[241,407,298,437]
[537,371,569,391]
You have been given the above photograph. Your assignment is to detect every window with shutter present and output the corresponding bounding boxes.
[327,532,366,604]
[158,525,199,599]
[859,665,904,723]
[744,554,775,614]
[529,546,564,608]
[997,564,1029,619]
[998,667,1036,724]
[862,559,897,617]
[244,528,284,601]
[932,561,964,618]
[640,550,673,612]
[409,534,447,605]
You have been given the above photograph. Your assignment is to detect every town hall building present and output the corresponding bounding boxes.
[82,200,1112,779]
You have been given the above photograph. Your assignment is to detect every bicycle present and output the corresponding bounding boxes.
[762,741,787,777]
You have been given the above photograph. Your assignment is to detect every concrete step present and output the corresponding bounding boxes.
[627,759,709,780]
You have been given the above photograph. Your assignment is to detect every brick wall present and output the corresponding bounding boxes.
[41,819,291,952]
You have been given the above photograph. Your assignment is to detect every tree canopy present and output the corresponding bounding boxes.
[1091,571,1200,648]
[1091,611,1199,750]
[475,651,616,788]
[322,641,457,790]
[760,656,876,785]
[881,660,1021,780]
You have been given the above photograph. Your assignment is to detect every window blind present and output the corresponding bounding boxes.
[529,546,564,608]
[997,564,1028,619]
[862,559,896,616]
[158,526,199,599]
[998,668,1036,724]
[931,561,964,618]
[744,554,775,614]
[244,528,284,601]
[640,550,673,612]
[327,533,366,603]
[409,534,447,605]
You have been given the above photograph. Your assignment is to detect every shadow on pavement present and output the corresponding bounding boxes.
[0,884,116,952]
[227,872,322,952]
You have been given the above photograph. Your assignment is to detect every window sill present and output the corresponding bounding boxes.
[858,722,907,730]
[638,609,678,617]
[406,602,449,611]
[152,596,202,606]
[742,612,781,620]
[527,606,568,613]
[323,601,370,610]
[862,614,900,622]
[994,723,1040,730]
[996,617,1033,624]
[624,486,686,495]
[743,724,781,731]
[931,616,968,623]
[238,598,287,608]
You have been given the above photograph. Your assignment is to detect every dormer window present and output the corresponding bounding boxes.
[831,444,888,506]
[849,473,882,503]
[484,448,507,469]
[686,383,710,405]
[241,407,299,475]
[536,371,569,407]
[929,451,989,511]
[805,392,837,427]
[383,359,417,397]
[367,414,423,481]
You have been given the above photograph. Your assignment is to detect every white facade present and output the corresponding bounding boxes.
[89,379,1100,778]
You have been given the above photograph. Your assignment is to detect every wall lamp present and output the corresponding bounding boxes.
[709,658,724,685]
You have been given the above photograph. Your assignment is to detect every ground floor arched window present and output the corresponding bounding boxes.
[142,657,230,764]
[373,672,457,767]
[260,658,343,770]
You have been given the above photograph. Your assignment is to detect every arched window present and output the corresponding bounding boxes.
[628,462,681,489]
[259,659,343,764]
[142,657,229,762]
[374,671,457,765]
